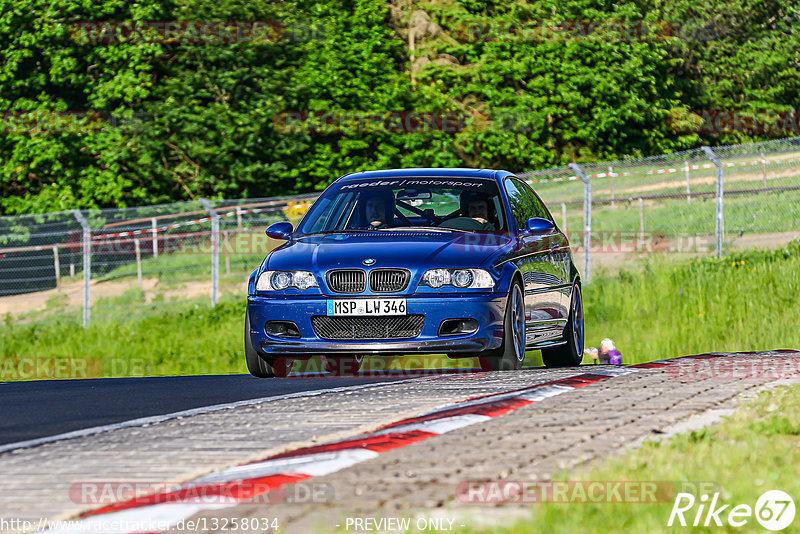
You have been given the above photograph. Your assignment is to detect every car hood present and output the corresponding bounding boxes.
[266,231,512,272]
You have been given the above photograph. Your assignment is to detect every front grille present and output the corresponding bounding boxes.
[369,269,410,293]
[311,315,425,340]
[327,270,366,293]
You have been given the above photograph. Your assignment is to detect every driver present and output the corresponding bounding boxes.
[460,192,497,230]
[357,190,395,229]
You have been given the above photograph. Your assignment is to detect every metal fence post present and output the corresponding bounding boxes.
[685,160,691,204]
[200,199,219,307]
[72,209,91,327]
[608,166,615,209]
[569,163,591,284]
[151,217,159,257]
[134,238,143,289]
[638,197,645,248]
[52,246,60,288]
[701,146,724,257]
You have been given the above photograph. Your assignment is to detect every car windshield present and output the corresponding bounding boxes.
[296,177,508,236]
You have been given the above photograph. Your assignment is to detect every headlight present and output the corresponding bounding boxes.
[256,271,319,291]
[421,268,494,289]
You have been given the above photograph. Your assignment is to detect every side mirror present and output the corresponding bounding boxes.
[266,221,294,240]
[523,217,555,234]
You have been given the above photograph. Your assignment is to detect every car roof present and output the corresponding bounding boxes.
[335,168,515,183]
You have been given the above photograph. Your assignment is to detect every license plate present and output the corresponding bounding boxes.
[327,299,407,316]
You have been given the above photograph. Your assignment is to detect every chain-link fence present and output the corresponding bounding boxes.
[0,194,318,326]
[523,136,800,282]
[2,136,799,325]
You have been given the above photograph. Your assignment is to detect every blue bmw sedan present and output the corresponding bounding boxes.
[245,168,583,377]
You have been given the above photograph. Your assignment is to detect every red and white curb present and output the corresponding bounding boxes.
[39,354,750,534]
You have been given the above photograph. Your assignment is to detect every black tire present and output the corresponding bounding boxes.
[479,280,526,371]
[245,313,293,378]
[322,355,364,376]
[541,283,584,367]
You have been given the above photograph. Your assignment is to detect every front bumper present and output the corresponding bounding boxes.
[246,293,506,356]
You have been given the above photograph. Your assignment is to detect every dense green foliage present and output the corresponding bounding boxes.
[2,241,798,379]
[1,0,798,215]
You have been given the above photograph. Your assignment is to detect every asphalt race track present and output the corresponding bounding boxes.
[2,351,798,530]
[0,374,405,447]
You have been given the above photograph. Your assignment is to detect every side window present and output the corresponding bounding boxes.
[503,178,535,230]
[515,179,552,221]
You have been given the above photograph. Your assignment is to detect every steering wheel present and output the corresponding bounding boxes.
[437,216,487,231]
[393,209,414,227]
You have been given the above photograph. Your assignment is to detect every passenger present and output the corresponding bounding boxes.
[599,338,622,365]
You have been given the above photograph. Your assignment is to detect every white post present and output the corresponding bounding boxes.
[702,146,724,257]
[561,202,567,232]
[151,217,158,257]
[200,199,219,307]
[639,197,645,248]
[685,160,691,204]
[224,231,231,275]
[53,246,60,288]
[70,262,75,278]
[569,163,590,284]
[608,166,615,209]
[72,210,91,327]
[134,238,143,289]
[236,208,242,229]
[761,150,767,188]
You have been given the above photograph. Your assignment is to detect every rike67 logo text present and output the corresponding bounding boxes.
[668,490,795,531]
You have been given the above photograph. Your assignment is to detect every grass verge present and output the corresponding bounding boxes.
[1,240,798,380]
[474,383,800,533]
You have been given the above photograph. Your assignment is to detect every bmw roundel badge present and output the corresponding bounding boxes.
[362,258,376,266]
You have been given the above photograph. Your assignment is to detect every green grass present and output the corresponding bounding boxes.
[1,240,799,379]
[583,239,800,364]
[0,295,245,380]
[471,383,800,533]
[96,229,276,283]
[554,187,800,239]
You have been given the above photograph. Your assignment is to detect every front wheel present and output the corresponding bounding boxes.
[541,284,584,367]
[479,281,526,371]
[245,313,293,378]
